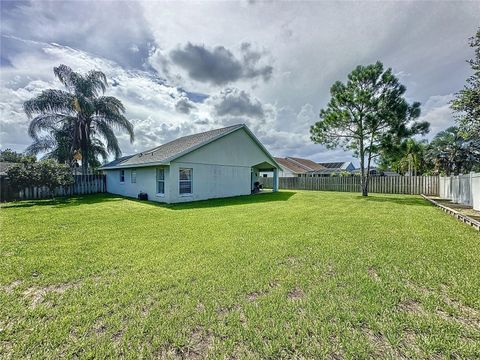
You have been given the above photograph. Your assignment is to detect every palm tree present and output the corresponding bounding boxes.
[24,64,134,174]
[395,139,428,176]
[426,126,480,175]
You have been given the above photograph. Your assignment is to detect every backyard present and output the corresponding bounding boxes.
[1,191,479,359]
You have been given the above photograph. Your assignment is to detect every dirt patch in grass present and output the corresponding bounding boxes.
[171,327,214,360]
[363,327,398,358]
[405,281,480,328]
[0,280,22,294]
[287,287,305,301]
[22,282,79,308]
[246,290,268,302]
[398,299,425,315]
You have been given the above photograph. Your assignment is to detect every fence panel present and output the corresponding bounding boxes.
[0,174,107,202]
[260,175,440,196]
[439,173,479,210]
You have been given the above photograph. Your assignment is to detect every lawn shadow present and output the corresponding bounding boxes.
[356,194,431,207]
[0,191,296,211]
[164,191,297,210]
[0,193,123,210]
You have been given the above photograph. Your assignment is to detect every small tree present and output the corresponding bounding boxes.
[6,162,37,194]
[310,61,429,196]
[35,160,74,198]
[7,160,74,199]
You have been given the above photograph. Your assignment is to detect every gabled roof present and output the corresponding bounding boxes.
[100,124,280,170]
[285,157,324,171]
[274,157,308,174]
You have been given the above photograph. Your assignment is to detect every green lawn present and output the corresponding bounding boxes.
[1,191,479,359]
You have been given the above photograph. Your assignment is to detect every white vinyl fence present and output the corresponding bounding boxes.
[439,173,480,211]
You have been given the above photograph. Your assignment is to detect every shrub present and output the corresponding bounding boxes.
[7,160,74,198]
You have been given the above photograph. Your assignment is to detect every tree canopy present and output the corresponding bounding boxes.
[451,28,480,140]
[24,65,134,174]
[310,61,429,196]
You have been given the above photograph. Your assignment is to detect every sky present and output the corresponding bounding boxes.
[1,1,479,165]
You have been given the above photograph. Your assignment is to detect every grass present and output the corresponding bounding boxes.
[1,191,479,359]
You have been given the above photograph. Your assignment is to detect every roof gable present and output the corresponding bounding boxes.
[100,124,279,170]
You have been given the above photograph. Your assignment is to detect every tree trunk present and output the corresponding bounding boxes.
[359,145,367,197]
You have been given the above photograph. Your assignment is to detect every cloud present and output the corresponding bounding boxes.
[417,94,456,140]
[1,1,156,69]
[211,88,266,118]
[168,42,273,86]
[175,97,196,114]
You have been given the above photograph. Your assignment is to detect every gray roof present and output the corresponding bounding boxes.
[100,124,279,170]
[319,162,346,169]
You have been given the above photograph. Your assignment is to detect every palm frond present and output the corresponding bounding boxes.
[93,120,122,158]
[93,111,134,143]
[53,64,74,88]
[86,70,108,95]
[24,90,74,118]
[28,113,66,139]
[25,135,57,155]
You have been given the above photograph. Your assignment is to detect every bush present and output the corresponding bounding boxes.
[7,160,74,198]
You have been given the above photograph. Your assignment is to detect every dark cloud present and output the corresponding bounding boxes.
[1,1,156,69]
[169,42,273,85]
[175,98,196,114]
[212,88,265,118]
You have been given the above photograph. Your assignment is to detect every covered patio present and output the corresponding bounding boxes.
[251,161,279,193]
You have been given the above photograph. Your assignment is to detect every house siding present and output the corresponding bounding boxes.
[105,166,170,203]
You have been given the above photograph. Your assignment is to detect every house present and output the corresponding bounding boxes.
[100,124,280,203]
[260,156,325,177]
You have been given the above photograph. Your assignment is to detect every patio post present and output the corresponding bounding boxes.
[273,168,279,192]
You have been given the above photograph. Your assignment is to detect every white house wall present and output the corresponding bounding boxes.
[167,162,251,203]
[105,166,170,203]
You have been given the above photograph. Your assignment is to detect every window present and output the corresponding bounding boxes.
[131,169,137,183]
[156,168,165,195]
[263,174,268,178]
[179,168,192,195]
[120,170,125,183]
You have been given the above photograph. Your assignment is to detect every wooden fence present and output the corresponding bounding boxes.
[0,175,106,202]
[260,176,439,196]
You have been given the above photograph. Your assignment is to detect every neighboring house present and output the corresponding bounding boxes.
[260,156,325,177]
[100,124,280,203]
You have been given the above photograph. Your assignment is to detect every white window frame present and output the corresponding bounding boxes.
[156,168,165,196]
[131,168,137,183]
[179,168,193,196]
[120,169,125,183]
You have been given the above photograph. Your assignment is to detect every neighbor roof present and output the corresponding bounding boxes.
[100,124,280,170]
[319,162,346,169]
[274,157,308,174]
[285,157,324,171]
